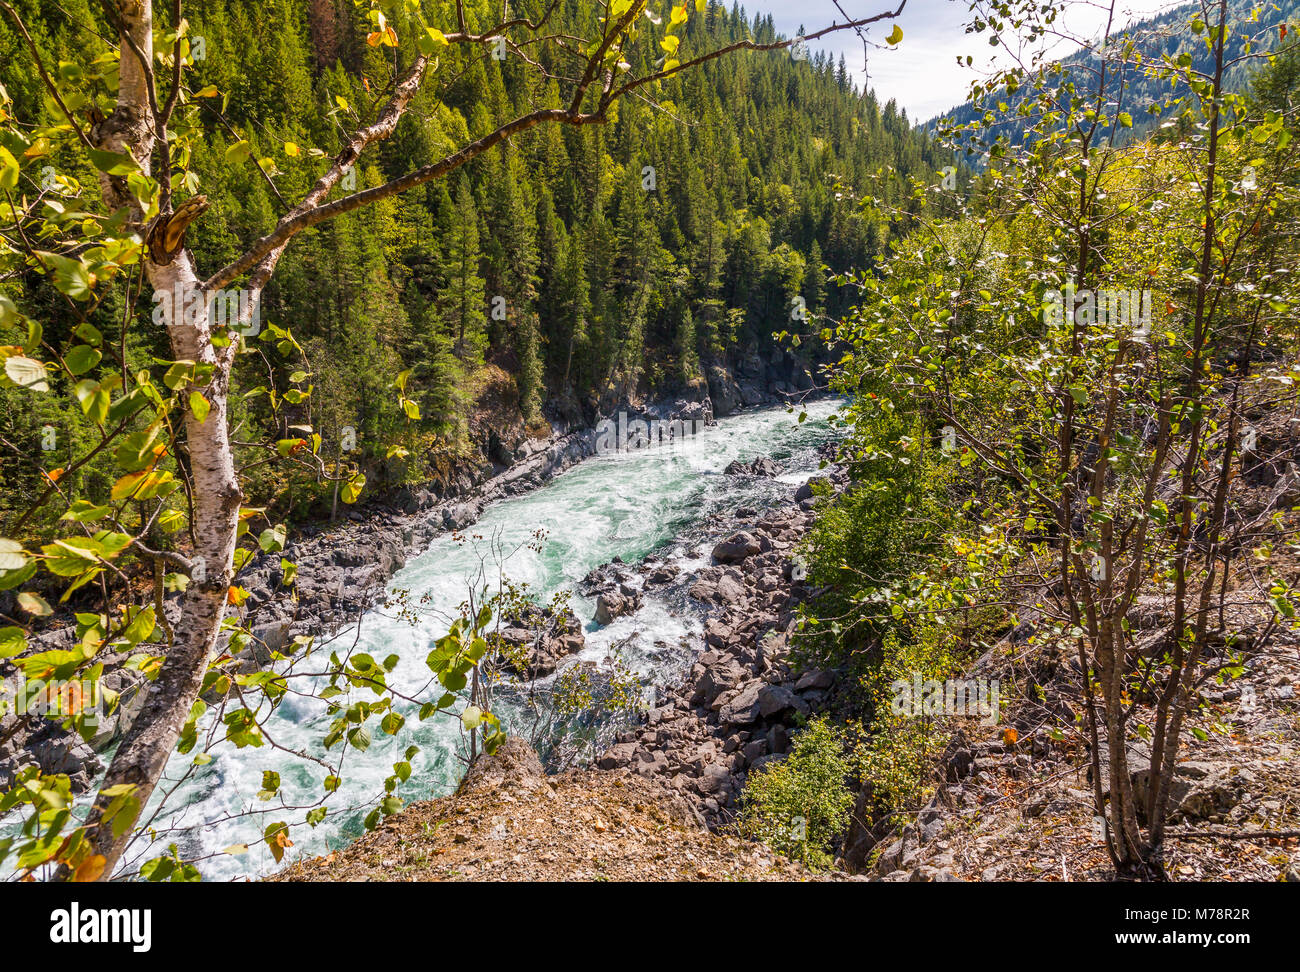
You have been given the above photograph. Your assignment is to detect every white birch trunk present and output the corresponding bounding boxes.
[67,0,245,879]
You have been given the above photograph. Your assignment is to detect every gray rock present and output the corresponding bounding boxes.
[757,684,804,718]
[715,574,746,602]
[794,669,833,692]
[712,532,761,564]
[719,682,763,725]
[30,735,101,781]
[251,617,293,662]
[794,478,827,503]
[707,366,743,417]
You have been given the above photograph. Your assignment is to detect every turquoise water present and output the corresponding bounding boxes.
[121,399,843,880]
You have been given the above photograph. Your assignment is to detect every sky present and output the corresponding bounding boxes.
[751,0,1189,120]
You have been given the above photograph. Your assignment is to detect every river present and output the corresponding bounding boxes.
[124,398,844,880]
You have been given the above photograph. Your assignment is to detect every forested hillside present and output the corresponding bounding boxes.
[932,0,1300,152]
[1,0,941,523]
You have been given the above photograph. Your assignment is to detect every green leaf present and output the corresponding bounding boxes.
[264,821,290,863]
[0,626,27,659]
[41,253,93,299]
[258,525,286,553]
[418,26,449,54]
[225,140,252,164]
[17,592,52,617]
[74,377,117,424]
[122,605,155,644]
[87,148,140,175]
[158,509,187,534]
[0,293,21,326]
[0,538,27,572]
[341,472,366,505]
[64,345,102,376]
[258,770,281,801]
[114,426,161,472]
[61,500,111,523]
[74,321,103,347]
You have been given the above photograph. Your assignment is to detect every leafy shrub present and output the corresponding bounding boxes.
[739,717,855,869]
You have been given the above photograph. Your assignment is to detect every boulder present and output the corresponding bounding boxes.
[712,531,762,564]
[719,682,763,725]
[495,607,586,680]
[29,734,101,791]
[794,477,828,503]
[595,590,641,625]
[707,366,743,418]
[715,573,746,602]
[457,736,546,795]
[794,669,834,692]
[757,684,806,719]
[723,457,781,477]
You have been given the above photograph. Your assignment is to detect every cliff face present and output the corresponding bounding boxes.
[272,737,831,882]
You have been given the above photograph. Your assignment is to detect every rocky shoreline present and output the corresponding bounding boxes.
[578,451,850,828]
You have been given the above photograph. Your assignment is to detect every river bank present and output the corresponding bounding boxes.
[583,456,849,827]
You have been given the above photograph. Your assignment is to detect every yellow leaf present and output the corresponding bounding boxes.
[886,24,903,46]
[189,390,210,423]
[283,142,299,157]
[110,470,146,501]
[72,854,107,882]
[670,5,688,27]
